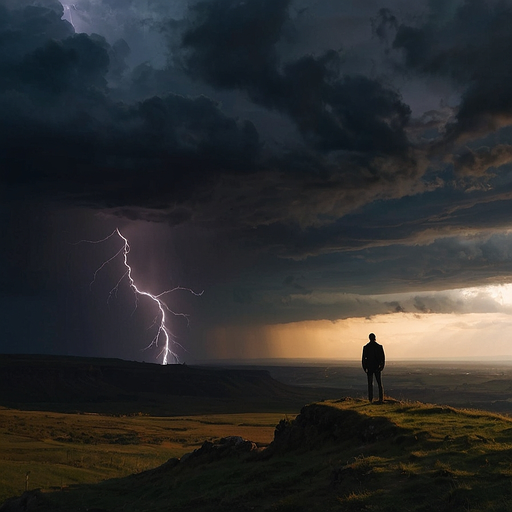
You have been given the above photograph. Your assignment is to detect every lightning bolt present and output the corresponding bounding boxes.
[79,228,203,365]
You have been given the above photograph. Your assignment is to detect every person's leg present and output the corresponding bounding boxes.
[367,371,374,402]
[375,371,384,402]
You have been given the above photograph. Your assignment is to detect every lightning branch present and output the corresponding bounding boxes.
[79,228,202,365]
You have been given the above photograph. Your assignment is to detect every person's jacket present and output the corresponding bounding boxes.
[362,341,385,372]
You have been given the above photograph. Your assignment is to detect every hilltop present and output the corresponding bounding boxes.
[3,398,512,511]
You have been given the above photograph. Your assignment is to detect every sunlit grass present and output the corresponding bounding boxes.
[6,399,512,510]
[0,406,290,503]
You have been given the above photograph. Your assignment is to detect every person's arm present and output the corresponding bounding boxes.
[362,347,368,372]
[379,345,385,371]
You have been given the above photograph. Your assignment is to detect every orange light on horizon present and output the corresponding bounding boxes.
[205,311,512,361]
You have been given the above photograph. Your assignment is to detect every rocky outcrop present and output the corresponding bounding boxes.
[181,435,259,464]
[270,401,405,453]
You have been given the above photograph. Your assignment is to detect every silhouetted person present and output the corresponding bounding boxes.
[362,333,385,403]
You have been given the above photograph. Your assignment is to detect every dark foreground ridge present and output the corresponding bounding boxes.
[0,354,336,414]
[3,398,512,511]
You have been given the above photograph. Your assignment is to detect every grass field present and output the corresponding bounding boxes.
[5,358,512,510]
[0,406,292,503]
[17,398,512,512]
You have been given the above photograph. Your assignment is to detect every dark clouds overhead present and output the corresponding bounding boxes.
[0,2,260,215]
[4,0,512,360]
[182,0,411,154]
[1,0,422,235]
[392,0,512,145]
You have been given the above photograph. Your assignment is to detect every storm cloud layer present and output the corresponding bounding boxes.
[3,0,512,361]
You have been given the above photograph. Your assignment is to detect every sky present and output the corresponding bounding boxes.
[2,0,512,364]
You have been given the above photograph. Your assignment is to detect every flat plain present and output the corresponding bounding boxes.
[260,359,512,413]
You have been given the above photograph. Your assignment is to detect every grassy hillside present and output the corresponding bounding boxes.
[4,398,512,511]
[0,407,290,504]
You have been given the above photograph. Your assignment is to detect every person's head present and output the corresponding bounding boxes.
[369,333,376,341]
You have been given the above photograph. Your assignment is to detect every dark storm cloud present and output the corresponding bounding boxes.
[182,0,290,91]
[195,230,512,325]
[0,2,260,215]
[0,0,429,245]
[7,0,512,343]
[453,145,512,177]
[201,273,512,326]
[181,0,411,154]
[391,0,512,146]
[232,174,512,261]
[1,0,509,242]
[372,8,398,45]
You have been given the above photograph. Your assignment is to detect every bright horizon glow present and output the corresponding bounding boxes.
[462,283,512,306]
[205,283,512,362]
